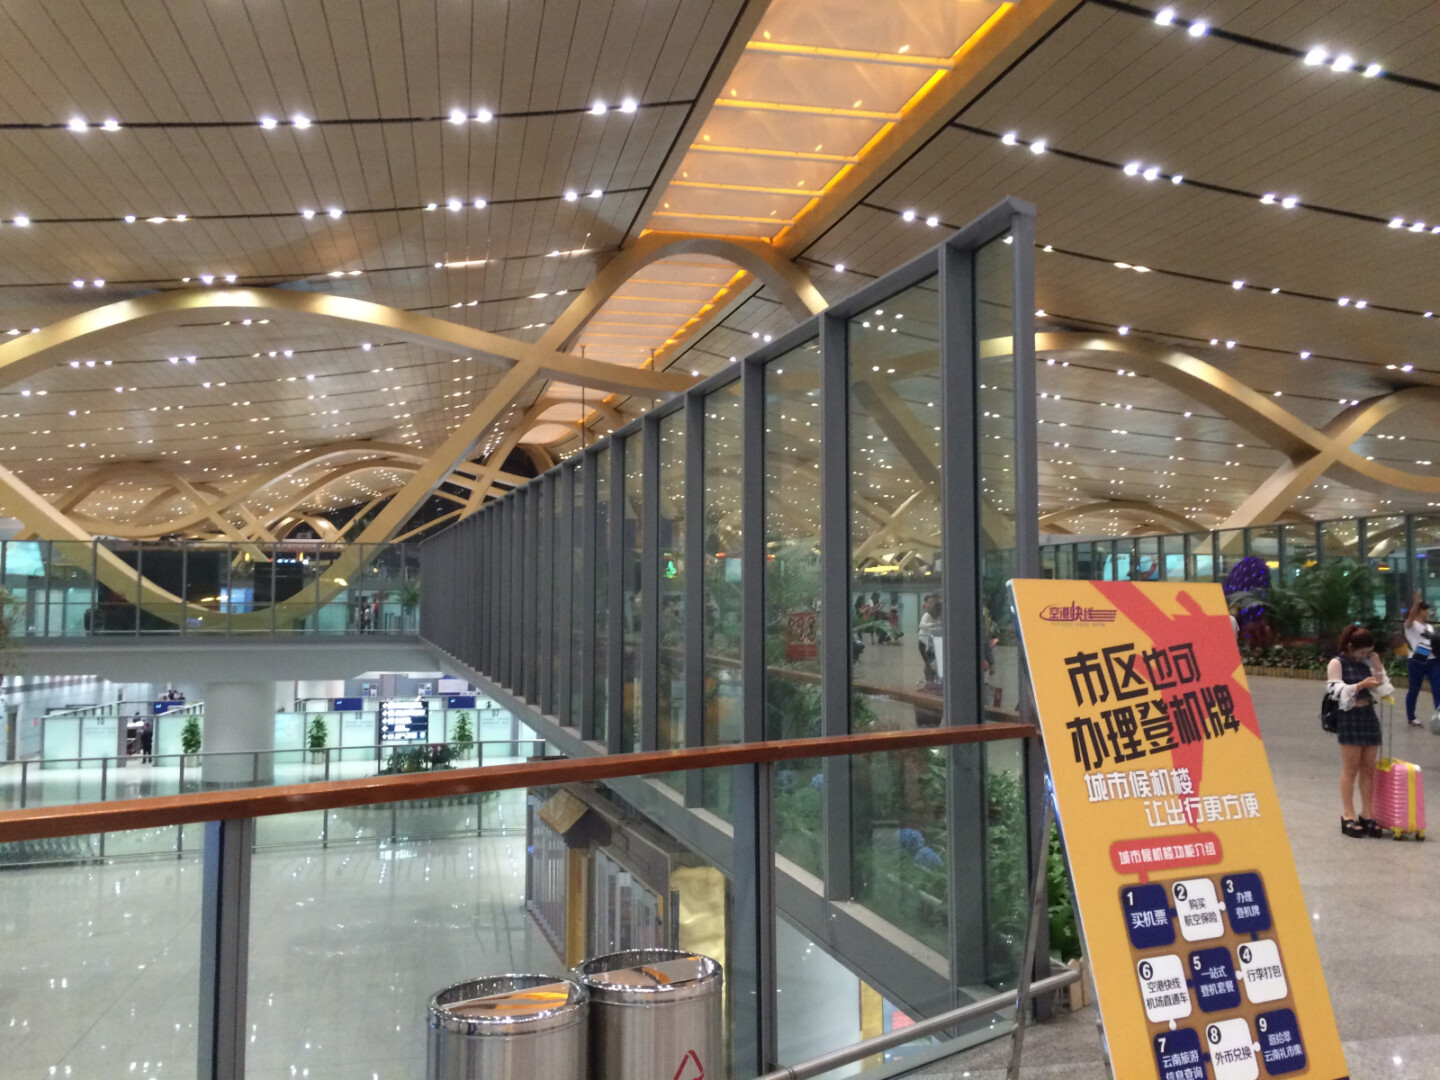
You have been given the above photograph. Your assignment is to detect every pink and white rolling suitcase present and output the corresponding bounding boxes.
[1374,757,1426,840]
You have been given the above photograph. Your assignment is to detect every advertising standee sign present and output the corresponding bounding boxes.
[1012,580,1347,1080]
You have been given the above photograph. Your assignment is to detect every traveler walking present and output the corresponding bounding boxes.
[1403,590,1438,727]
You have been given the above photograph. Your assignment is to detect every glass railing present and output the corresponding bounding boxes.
[0,538,420,638]
[0,725,1058,1080]
[1041,510,1440,630]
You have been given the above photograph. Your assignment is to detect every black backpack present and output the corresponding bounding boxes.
[1321,692,1339,734]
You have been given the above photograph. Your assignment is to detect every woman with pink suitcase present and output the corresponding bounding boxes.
[1325,625,1392,838]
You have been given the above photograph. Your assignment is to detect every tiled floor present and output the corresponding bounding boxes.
[911,674,1440,1079]
[1,675,1435,1079]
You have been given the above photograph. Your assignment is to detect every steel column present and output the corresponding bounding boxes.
[741,358,766,744]
[683,393,706,805]
[198,817,254,1080]
[607,440,625,753]
[640,417,661,752]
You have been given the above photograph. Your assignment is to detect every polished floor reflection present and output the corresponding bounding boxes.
[0,790,552,1080]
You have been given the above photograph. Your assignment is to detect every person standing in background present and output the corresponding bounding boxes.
[1326,625,1391,837]
[1403,590,1438,727]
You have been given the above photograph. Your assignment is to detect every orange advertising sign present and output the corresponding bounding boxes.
[1012,580,1347,1080]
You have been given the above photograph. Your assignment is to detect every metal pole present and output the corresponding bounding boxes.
[18,760,25,808]
[754,969,1079,1080]
[1006,781,1056,1080]
[198,817,254,1080]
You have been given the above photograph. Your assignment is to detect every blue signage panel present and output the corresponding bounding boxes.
[332,697,363,712]
[446,695,476,709]
[380,699,429,742]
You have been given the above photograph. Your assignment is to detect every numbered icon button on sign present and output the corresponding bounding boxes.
[1121,882,1176,949]
[1188,946,1241,1012]
[1137,954,1193,1023]
[1237,939,1288,1004]
[1152,1026,1205,1080]
[1256,1008,1307,1075]
[1222,871,1273,935]
[1172,877,1226,941]
[1207,1017,1261,1080]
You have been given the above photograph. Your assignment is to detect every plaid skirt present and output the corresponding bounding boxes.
[1336,702,1382,746]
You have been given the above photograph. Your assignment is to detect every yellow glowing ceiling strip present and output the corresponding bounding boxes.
[652,211,797,225]
[671,180,819,197]
[712,98,901,121]
[744,40,957,69]
[771,3,1014,247]
[620,278,734,288]
[687,144,857,163]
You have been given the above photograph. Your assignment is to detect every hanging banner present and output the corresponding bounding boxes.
[1011,580,1346,1080]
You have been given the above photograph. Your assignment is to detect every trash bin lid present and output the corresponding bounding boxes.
[576,949,722,1004]
[429,975,587,1036]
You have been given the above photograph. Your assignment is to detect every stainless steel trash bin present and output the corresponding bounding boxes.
[427,973,588,1080]
[575,949,723,1080]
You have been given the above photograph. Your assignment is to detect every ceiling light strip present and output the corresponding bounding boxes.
[1094,0,1440,94]
[711,99,902,121]
[955,122,1414,232]
[742,40,957,69]
[862,199,1439,321]
[0,188,644,229]
[1,99,694,133]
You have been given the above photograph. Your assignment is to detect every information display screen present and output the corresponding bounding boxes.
[380,699,429,743]
[445,695,476,709]
[332,697,363,712]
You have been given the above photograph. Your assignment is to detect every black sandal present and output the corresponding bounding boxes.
[1360,817,1384,838]
[1341,817,1367,838]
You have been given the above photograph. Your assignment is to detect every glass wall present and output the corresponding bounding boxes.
[764,340,823,875]
[847,277,942,732]
[417,200,1044,1048]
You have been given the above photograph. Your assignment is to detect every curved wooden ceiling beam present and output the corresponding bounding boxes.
[0,286,694,399]
[1034,333,1440,527]
[538,231,828,356]
[1039,500,1205,535]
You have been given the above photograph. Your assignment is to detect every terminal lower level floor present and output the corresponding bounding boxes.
[0,676,1435,1078]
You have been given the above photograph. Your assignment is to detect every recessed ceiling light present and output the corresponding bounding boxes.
[292,113,311,129]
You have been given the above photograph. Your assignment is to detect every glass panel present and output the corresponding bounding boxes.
[1282,524,1317,588]
[976,236,1021,717]
[47,540,95,637]
[1321,518,1359,562]
[594,446,611,745]
[703,381,744,817]
[0,829,202,1077]
[847,276,942,732]
[621,436,642,752]
[1366,515,1408,624]
[658,410,687,750]
[764,340,823,876]
[1135,536,1160,581]
[1187,534,1215,582]
[1217,528,1246,580]
[96,540,142,635]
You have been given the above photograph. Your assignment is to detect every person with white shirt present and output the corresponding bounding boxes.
[1326,625,1394,838]
[1404,589,1437,728]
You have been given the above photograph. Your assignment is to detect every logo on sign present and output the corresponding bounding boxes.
[672,1049,704,1080]
[1038,602,1117,624]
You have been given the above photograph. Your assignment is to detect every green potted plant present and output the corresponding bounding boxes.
[398,580,421,631]
[450,710,474,760]
[180,715,202,768]
[306,715,328,764]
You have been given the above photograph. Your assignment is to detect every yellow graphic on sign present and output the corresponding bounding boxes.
[1012,580,1347,1080]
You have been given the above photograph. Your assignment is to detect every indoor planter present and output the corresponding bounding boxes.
[307,715,328,765]
[180,714,202,769]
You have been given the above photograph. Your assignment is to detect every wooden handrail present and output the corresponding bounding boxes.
[0,722,1034,843]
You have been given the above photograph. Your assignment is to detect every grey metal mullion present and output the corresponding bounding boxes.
[730,761,778,1075]
[818,312,852,900]
[683,394,706,804]
[607,440,625,753]
[558,466,575,727]
[741,357,766,744]
[510,495,523,689]
[1009,207,1049,1005]
[539,475,556,714]
[939,239,986,990]
[489,507,501,676]
[579,453,599,742]
[640,418,661,752]
[500,500,513,684]
[1011,209,1039,579]
[939,242,981,730]
[198,817,254,1080]
[524,487,538,701]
